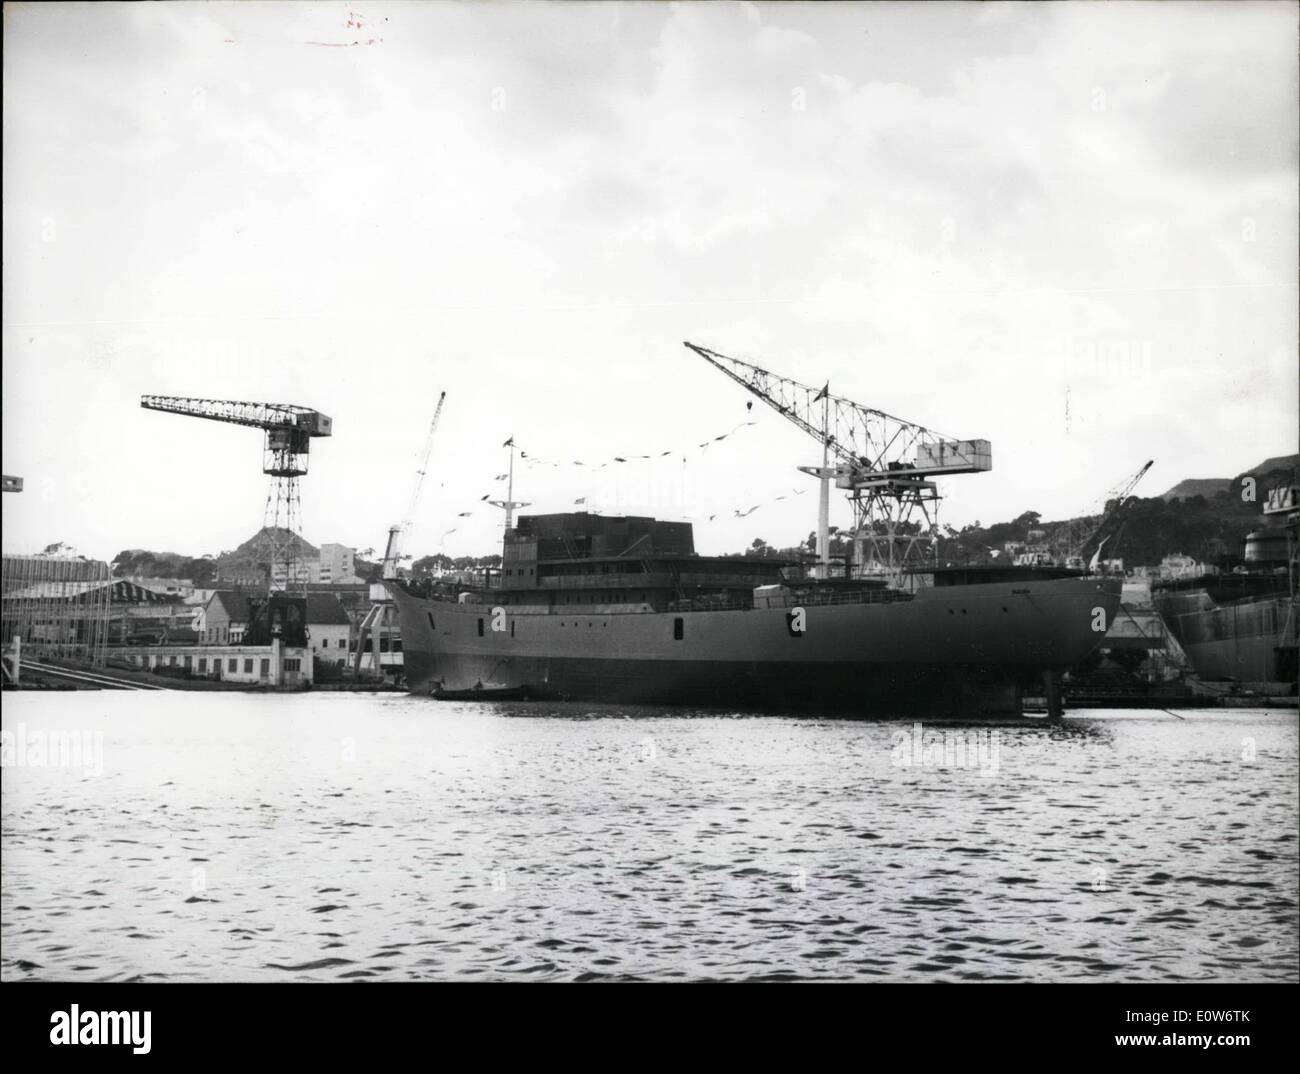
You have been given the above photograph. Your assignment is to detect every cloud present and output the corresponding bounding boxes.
[2,1,1295,559]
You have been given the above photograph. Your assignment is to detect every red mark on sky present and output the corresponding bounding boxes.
[305,11,385,48]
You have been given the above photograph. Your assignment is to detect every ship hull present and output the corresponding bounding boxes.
[388,576,1122,715]
[1154,589,1298,692]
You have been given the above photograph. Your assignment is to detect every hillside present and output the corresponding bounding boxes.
[1159,477,1230,502]
[1160,453,1298,502]
[215,528,319,580]
[942,454,1299,568]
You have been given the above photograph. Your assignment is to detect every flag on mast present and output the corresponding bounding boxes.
[503,436,514,447]
[813,382,829,402]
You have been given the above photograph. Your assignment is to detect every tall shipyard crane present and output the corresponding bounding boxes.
[1077,459,1154,570]
[381,391,446,580]
[1044,460,1154,570]
[354,392,446,679]
[140,397,333,592]
[684,343,991,577]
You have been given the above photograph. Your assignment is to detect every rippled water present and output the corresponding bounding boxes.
[2,692,1296,982]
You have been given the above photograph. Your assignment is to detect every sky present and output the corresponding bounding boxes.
[4,0,1297,564]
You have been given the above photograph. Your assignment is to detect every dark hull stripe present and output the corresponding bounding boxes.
[406,651,1033,714]
[388,576,1122,714]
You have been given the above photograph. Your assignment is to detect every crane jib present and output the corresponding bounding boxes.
[139,396,332,437]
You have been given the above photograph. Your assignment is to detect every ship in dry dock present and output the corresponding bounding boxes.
[384,343,1122,716]
[1152,480,1299,696]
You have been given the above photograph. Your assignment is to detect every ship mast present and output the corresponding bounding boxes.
[489,437,530,533]
[799,384,835,579]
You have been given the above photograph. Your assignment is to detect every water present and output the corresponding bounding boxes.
[2,692,1296,982]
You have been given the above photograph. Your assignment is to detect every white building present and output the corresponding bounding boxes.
[108,642,312,687]
[305,593,353,666]
[314,544,362,585]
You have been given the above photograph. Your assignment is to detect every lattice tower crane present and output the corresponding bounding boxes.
[140,396,332,593]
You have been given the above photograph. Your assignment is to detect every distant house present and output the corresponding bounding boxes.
[305,593,352,664]
[201,591,250,645]
[1158,553,1205,581]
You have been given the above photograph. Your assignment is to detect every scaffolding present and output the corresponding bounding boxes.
[1,554,112,668]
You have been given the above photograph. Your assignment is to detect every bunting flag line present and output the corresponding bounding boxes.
[433,479,815,551]
[516,419,758,471]
[428,417,808,551]
[702,487,807,523]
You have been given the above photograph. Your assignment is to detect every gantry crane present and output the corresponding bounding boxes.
[684,342,991,577]
[354,392,446,679]
[140,397,332,592]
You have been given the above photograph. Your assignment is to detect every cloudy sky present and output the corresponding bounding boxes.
[4,0,1296,563]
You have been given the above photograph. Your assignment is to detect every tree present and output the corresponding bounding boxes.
[411,553,453,577]
[180,557,216,587]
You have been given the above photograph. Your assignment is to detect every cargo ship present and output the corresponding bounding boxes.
[1152,482,1299,695]
[384,342,1125,715]
[387,511,1121,715]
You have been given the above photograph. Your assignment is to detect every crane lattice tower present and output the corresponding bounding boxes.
[140,397,333,593]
